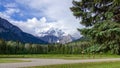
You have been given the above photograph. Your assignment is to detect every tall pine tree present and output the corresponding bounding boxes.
[70,0,120,54]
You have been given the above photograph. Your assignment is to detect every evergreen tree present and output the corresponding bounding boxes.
[70,0,120,26]
[70,0,120,54]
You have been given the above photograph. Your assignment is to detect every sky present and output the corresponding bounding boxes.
[0,0,83,38]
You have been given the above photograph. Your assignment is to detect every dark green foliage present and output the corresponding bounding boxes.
[79,20,120,54]
[70,0,120,54]
[0,39,91,54]
[70,0,120,26]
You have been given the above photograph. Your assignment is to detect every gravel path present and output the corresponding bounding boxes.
[1,58,120,68]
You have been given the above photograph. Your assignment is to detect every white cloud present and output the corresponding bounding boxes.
[1,2,20,16]
[5,8,20,15]
[4,3,17,8]
[0,12,11,19]
[0,0,84,38]
[12,17,81,36]
[0,2,20,19]
[15,0,83,30]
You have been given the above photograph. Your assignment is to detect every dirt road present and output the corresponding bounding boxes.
[1,58,120,68]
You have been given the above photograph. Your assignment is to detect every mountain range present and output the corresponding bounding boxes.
[0,17,46,44]
[38,28,73,44]
[0,17,74,44]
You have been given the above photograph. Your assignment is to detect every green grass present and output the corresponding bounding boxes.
[0,58,31,63]
[26,61,120,68]
[0,54,120,59]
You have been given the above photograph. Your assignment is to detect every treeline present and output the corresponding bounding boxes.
[0,39,93,54]
[0,39,119,55]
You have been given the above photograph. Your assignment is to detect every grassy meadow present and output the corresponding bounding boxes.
[0,54,120,59]
[26,61,120,68]
[0,58,30,63]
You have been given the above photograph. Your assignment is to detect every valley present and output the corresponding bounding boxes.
[0,0,120,68]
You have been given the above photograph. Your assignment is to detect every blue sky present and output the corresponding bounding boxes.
[0,0,44,21]
[0,0,83,38]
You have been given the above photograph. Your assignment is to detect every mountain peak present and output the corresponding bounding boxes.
[0,17,47,44]
[37,28,65,37]
[37,28,73,44]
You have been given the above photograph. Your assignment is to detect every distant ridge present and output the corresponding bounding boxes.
[0,17,47,44]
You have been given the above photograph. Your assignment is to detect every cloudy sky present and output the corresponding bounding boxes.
[0,0,83,38]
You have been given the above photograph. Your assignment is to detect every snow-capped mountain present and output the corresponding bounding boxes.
[38,28,65,37]
[38,28,73,44]
[0,17,80,44]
